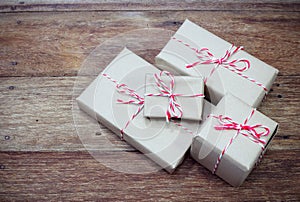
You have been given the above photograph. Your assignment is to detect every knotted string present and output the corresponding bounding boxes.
[145,71,204,122]
[209,109,270,174]
[102,73,144,139]
[102,72,196,139]
[172,37,268,92]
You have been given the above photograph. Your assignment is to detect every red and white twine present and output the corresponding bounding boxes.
[102,72,196,139]
[171,120,194,136]
[102,73,144,139]
[172,37,268,92]
[145,71,204,122]
[208,109,270,174]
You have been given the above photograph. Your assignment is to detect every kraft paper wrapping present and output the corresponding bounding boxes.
[77,48,203,173]
[190,93,278,186]
[144,74,204,121]
[155,19,279,108]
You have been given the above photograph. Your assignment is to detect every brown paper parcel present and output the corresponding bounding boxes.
[190,93,278,186]
[155,19,279,108]
[76,48,203,173]
[144,73,204,121]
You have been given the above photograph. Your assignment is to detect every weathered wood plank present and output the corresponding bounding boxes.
[0,76,133,152]
[0,150,299,201]
[0,0,299,12]
[0,76,299,152]
[0,11,299,77]
[0,1,298,199]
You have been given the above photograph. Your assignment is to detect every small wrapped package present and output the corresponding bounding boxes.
[76,48,201,173]
[155,19,279,108]
[144,71,204,121]
[190,93,278,186]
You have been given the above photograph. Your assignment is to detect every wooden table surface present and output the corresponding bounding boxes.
[0,1,299,201]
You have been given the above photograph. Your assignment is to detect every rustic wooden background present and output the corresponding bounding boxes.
[0,0,299,201]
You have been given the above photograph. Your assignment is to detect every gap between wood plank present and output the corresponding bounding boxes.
[0,149,299,201]
[0,76,299,152]
[0,1,299,13]
[1,11,299,77]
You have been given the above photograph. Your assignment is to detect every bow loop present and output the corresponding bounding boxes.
[172,37,268,92]
[209,109,271,174]
[189,44,250,73]
[153,71,175,95]
[102,72,197,140]
[145,71,204,122]
[213,114,270,145]
[153,71,183,122]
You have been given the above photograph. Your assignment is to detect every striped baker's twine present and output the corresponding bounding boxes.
[102,73,144,139]
[172,37,268,92]
[208,109,270,174]
[171,120,194,136]
[102,72,196,139]
[145,71,204,122]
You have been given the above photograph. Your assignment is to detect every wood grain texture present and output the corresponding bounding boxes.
[0,150,299,201]
[0,0,299,12]
[0,76,299,152]
[0,0,299,201]
[0,11,299,77]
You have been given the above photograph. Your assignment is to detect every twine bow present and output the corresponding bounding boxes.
[209,109,270,174]
[145,71,204,122]
[172,37,268,91]
[186,45,250,83]
[102,72,195,139]
[186,45,250,71]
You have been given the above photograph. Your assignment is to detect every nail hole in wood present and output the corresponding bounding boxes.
[4,135,10,140]
[95,132,102,136]
[8,86,15,90]
[0,165,5,170]
[276,83,280,87]
[11,61,18,66]
[36,119,39,122]
[277,94,283,98]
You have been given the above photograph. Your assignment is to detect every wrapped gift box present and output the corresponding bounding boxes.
[155,19,279,108]
[190,93,278,186]
[76,48,204,173]
[144,72,204,121]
